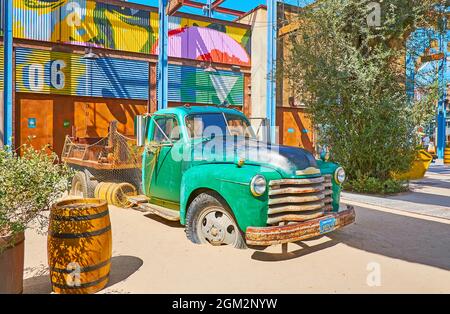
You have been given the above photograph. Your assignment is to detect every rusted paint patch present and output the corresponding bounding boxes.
[246,206,356,246]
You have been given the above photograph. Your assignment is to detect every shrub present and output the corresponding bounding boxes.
[345,176,409,194]
[0,146,74,245]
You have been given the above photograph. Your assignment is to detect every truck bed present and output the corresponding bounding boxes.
[61,121,142,170]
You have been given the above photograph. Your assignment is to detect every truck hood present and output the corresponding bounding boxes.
[191,137,318,175]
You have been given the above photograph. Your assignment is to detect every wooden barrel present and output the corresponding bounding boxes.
[48,199,112,294]
[94,182,137,208]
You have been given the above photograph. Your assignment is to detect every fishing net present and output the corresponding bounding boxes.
[61,121,144,195]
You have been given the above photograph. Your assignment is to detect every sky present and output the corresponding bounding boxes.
[129,0,315,21]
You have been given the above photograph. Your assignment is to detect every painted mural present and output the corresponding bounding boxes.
[5,0,251,65]
[168,65,244,106]
[15,47,149,100]
[12,0,155,53]
[154,14,251,66]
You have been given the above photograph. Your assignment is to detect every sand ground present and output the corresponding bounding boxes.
[23,200,450,294]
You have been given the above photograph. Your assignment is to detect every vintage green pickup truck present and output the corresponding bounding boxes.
[132,105,356,248]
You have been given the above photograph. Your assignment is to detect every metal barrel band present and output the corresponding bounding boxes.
[50,259,111,274]
[50,209,109,221]
[51,273,110,290]
[49,225,111,239]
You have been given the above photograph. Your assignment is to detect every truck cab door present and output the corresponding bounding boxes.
[142,115,183,207]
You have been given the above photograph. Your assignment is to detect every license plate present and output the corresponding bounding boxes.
[319,217,336,234]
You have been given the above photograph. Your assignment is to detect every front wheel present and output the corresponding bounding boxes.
[185,192,246,249]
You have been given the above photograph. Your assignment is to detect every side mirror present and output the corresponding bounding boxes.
[135,115,147,147]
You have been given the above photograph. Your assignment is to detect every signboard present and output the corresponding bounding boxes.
[28,118,36,129]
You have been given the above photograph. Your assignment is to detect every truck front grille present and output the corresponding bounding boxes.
[267,175,333,225]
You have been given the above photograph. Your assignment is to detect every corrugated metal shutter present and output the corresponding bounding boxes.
[8,1,249,63]
[102,2,153,54]
[15,48,87,96]
[211,69,244,105]
[13,0,60,41]
[167,64,244,106]
[15,47,149,100]
[12,0,154,54]
[89,57,149,99]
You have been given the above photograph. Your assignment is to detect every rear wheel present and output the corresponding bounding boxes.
[185,192,246,249]
[70,171,88,198]
[86,177,99,198]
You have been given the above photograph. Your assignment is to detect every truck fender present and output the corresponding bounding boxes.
[179,164,273,231]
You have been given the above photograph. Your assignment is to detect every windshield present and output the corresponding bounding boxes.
[185,113,256,139]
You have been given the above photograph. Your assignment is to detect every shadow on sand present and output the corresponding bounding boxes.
[251,206,450,270]
[144,213,184,228]
[251,239,340,262]
[23,255,143,294]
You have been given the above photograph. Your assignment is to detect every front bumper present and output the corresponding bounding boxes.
[245,205,356,246]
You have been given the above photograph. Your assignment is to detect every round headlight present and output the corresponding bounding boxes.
[335,167,346,184]
[250,175,267,197]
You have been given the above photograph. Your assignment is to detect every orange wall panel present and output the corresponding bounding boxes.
[277,107,315,152]
[16,94,148,156]
[74,100,147,138]
[18,98,54,154]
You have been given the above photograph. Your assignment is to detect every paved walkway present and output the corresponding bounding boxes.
[342,164,450,220]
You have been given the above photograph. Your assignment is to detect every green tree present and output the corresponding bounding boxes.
[283,0,440,193]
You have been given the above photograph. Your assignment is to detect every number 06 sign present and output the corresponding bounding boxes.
[27,60,66,92]
[16,48,85,95]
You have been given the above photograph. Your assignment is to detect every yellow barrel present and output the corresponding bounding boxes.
[94,182,137,208]
[48,199,112,294]
[94,182,117,206]
[392,150,433,180]
[445,148,450,164]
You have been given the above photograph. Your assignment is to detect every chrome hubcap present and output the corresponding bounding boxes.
[197,207,238,246]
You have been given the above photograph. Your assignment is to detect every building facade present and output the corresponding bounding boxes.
[238,4,315,152]
[0,0,252,155]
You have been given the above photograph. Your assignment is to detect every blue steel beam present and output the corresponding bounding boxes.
[406,28,437,98]
[437,13,448,160]
[266,1,315,144]
[205,0,213,17]
[267,0,277,143]
[3,0,13,147]
[158,0,169,110]
[407,26,447,159]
